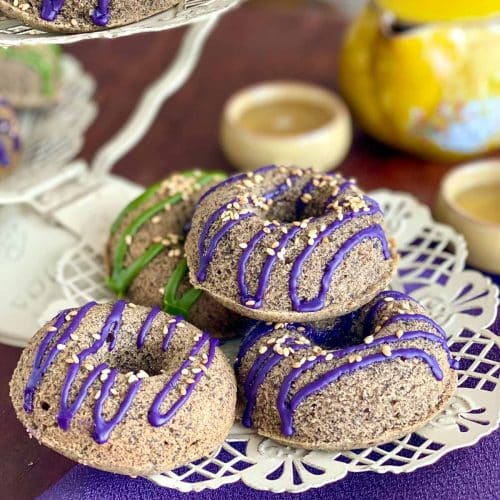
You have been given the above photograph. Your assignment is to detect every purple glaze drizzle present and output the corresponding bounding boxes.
[23,307,74,412]
[197,165,276,206]
[279,349,442,436]
[162,316,184,352]
[239,319,457,434]
[238,224,301,308]
[91,0,110,26]
[290,222,390,312]
[0,117,20,167]
[197,210,255,282]
[58,300,127,432]
[148,333,217,427]
[137,306,161,349]
[380,313,447,340]
[40,0,110,26]
[93,368,142,444]
[24,300,215,444]
[40,0,64,21]
[363,291,419,337]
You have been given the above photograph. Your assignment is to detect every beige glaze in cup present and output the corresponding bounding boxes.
[435,159,500,274]
[220,81,352,172]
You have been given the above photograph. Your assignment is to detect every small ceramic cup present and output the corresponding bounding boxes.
[434,159,500,274]
[220,81,352,172]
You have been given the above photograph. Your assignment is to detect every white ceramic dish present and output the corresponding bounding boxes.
[435,159,500,274]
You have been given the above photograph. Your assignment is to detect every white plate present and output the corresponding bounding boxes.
[0,54,97,204]
[32,188,499,493]
[0,0,240,46]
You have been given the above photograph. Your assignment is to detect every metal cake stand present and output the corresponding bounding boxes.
[0,0,241,345]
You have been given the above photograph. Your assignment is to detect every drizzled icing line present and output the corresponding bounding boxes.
[40,0,111,27]
[0,113,21,167]
[239,324,457,435]
[195,165,390,313]
[23,302,215,444]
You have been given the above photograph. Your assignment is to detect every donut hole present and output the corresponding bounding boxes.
[93,347,166,377]
[263,186,330,224]
[40,401,51,411]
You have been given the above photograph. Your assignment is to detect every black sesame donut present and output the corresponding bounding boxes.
[185,165,398,323]
[235,290,458,450]
[0,0,180,34]
[10,301,236,476]
[0,99,21,180]
[106,170,244,339]
[0,46,61,109]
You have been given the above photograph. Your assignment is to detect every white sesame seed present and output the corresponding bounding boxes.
[382,345,392,357]
[191,368,202,374]
[266,248,276,256]
[245,300,256,306]
[384,297,395,302]
[258,346,268,354]
[151,215,161,224]
[355,355,362,362]
[364,335,374,344]
[186,378,196,384]
[94,390,101,400]
[325,353,334,361]
[56,344,66,351]
[48,326,58,332]
[92,333,101,340]
[125,235,133,245]
[239,243,248,249]
[396,329,404,338]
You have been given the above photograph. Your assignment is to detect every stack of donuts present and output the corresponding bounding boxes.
[10,166,458,475]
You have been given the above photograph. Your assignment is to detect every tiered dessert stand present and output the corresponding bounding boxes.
[0,2,498,493]
[0,0,240,346]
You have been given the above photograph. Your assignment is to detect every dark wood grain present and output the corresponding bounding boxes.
[0,5,478,499]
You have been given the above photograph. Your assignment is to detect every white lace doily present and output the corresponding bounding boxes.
[0,0,240,46]
[0,54,97,203]
[47,188,500,493]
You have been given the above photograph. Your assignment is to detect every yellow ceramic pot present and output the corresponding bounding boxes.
[339,1,500,161]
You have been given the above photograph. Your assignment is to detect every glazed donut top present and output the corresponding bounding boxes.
[107,170,226,316]
[188,165,395,315]
[22,301,219,444]
[235,290,458,437]
[0,99,21,168]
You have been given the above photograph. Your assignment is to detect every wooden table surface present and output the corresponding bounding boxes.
[0,4,488,499]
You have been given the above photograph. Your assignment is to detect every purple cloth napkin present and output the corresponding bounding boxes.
[40,273,500,499]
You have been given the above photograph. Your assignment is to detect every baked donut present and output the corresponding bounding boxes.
[0,46,61,109]
[0,99,21,180]
[0,0,180,33]
[235,290,458,450]
[106,170,244,339]
[10,301,236,476]
[185,165,398,322]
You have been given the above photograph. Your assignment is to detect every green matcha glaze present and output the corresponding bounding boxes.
[162,258,203,316]
[1,45,61,96]
[107,171,226,316]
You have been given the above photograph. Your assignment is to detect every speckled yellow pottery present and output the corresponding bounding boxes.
[339,1,500,161]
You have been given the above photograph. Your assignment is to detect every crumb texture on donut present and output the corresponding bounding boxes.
[106,170,242,339]
[185,165,398,322]
[235,291,458,450]
[10,301,236,476]
[0,0,181,33]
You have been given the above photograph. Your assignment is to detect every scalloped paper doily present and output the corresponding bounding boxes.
[46,188,500,493]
